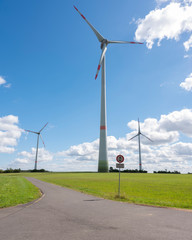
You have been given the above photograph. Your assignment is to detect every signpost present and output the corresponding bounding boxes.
[116,155,124,197]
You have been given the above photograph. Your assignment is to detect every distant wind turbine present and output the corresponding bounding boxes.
[25,123,48,170]
[74,5,143,172]
[129,119,152,171]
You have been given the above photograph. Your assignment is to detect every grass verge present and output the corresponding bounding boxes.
[0,175,41,208]
[21,172,192,210]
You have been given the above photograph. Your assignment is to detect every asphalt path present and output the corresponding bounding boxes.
[0,177,192,240]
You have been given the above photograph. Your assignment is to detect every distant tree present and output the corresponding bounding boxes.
[1,168,21,173]
[153,170,180,174]
[123,169,147,173]
[13,168,21,173]
[30,169,48,172]
[109,167,119,172]
[4,168,14,173]
[109,167,147,173]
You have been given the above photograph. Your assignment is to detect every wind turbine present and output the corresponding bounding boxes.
[129,119,152,171]
[74,6,143,172]
[25,123,48,170]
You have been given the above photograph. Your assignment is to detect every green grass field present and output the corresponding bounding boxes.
[21,172,192,210]
[0,175,41,208]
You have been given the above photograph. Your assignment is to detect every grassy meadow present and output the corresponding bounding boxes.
[20,172,192,210]
[0,175,41,208]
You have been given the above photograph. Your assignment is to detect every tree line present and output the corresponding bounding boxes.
[0,168,47,173]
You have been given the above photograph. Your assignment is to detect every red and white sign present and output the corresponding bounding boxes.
[116,155,124,163]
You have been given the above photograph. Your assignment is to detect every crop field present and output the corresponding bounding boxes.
[21,172,192,210]
[0,175,41,208]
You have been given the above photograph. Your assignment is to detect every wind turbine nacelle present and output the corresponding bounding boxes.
[101,39,108,49]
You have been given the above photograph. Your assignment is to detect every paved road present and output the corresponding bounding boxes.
[0,177,191,240]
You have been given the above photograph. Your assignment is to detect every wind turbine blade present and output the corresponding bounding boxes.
[95,45,107,80]
[141,133,153,142]
[39,122,48,133]
[138,118,140,133]
[73,5,104,42]
[108,40,143,44]
[128,134,139,141]
[25,129,38,134]
[40,134,45,148]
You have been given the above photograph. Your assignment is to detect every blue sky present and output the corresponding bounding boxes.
[1,0,192,173]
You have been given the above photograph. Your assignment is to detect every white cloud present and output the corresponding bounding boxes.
[184,54,190,58]
[17,147,53,162]
[10,109,192,173]
[180,73,192,91]
[156,0,171,6]
[184,35,192,51]
[127,117,179,145]
[135,1,192,50]
[156,0,169,3]
[63,139,99,157]
[128,109,192,140]
[0,76,11,88]
[0,76,6,85]
[0,146,15,154]
[4,83,11,88]
[159,109,192,136]
[11,147,54,169]
[172,142,192,156]
[0,115,23,153]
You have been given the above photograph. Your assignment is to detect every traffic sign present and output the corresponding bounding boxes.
[116,163,124,168]
[116,155,124,198]
[116,155,124,163]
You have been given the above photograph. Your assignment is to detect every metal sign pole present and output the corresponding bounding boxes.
[118,167,120,197]
[116,155,124,198]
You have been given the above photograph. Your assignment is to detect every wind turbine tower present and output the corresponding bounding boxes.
[74,6,143,172]
[129,119,152,171]
[25,123,48,170]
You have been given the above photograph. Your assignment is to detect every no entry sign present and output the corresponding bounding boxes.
[116,155,124,163]
[116,155,124,198]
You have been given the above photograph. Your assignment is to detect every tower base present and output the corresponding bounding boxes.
[98,160,108,172]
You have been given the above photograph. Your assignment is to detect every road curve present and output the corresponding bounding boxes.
[0,177,191,240]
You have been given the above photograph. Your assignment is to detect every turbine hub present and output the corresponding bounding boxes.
[100,39,108,49]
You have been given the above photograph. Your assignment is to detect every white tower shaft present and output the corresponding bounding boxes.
[34,134,39,170]
[138,133,142,171]
[98,52,108,172]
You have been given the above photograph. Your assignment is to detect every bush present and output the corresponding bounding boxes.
[109,167,147,173]
[153,170,180,174]
[30,169,48,172]
[109,167,119,172]
[0,168,21,173]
